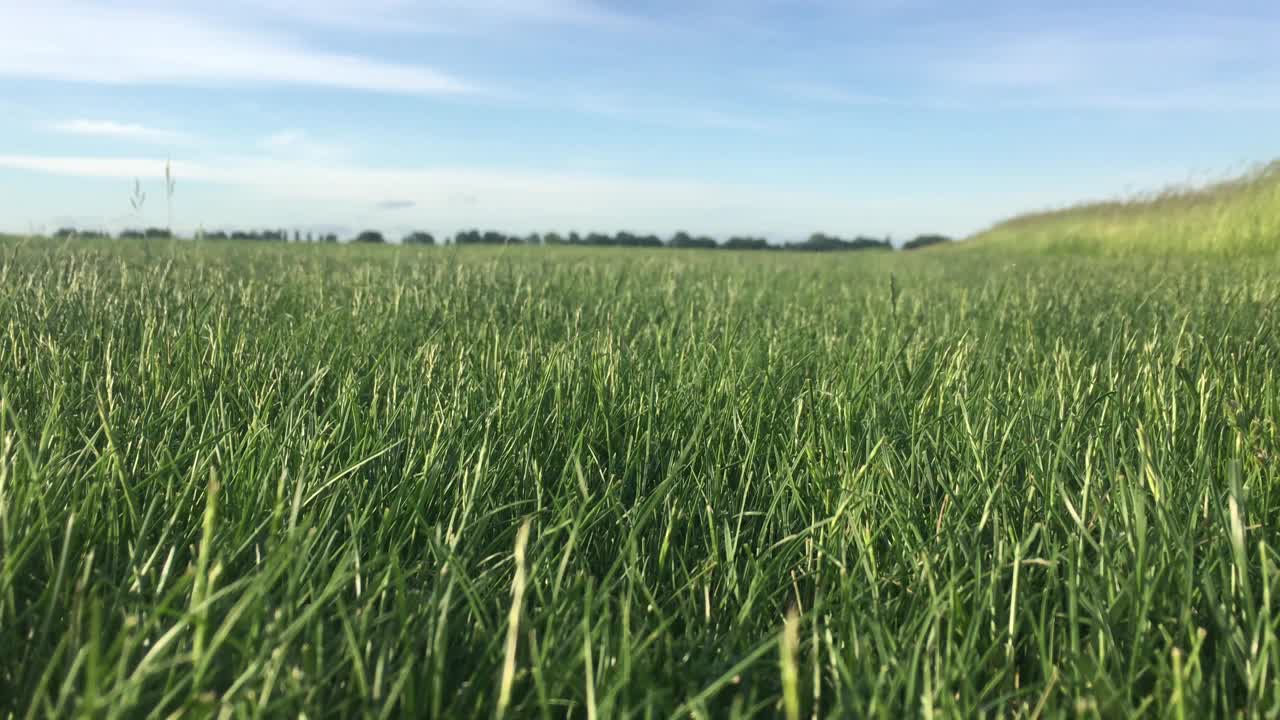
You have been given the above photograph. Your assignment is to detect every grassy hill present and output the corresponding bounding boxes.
[968,161,1280,255]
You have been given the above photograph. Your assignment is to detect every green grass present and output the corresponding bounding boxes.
[968,161,1280,255]
[1,237,1278,717]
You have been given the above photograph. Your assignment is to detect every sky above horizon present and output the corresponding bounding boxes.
[1,0,1278,242]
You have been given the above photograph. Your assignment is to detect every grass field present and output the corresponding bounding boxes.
[1,236,1278,717]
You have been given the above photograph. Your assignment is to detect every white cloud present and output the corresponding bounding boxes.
[4,151,1176,240]
[240,0,635,32]
[50,119,190,144]
[262,131,308,151]
[925,19,1280,109]
[257,130,353,162]
[768,11,1280,113]
[0,2,479,94]
[0,152,953,237]
[570,94,770,131]
[0,155,185,180]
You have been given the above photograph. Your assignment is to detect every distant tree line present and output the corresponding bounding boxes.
[53,227,112,240]
[901,234,950,251]
[45,226,951,250]
[783,234,892,252]
[449,229,947,251]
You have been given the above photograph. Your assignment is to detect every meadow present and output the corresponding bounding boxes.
[0,234,1277,717]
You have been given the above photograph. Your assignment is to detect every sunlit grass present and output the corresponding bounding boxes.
[1,238,1277,716]
[969,161,1280,255]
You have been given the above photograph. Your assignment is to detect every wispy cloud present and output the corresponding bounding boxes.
[0,153,885,234]
[1063,88,1280,113]
[0,151,1156,239]
[763,10,1280,113]
[0,2,481,95]
[242,0,636,33]
[50,119,191,144]
[258,130,353,162]
[262,131,310,151]
[570,94,770,131]
[0,155,186,180]
[376,200,417,211]
[924,18,1280,111]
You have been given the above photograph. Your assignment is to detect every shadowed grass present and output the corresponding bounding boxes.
[1,238,1278,717]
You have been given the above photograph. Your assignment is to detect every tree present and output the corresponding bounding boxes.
[403,231,435,246]
[669,231,717,249]
[788,233,890,252]
[902,234,951,251]
[57,228,110,240]
[612,231,662,247]
[724,236,769,250]
[852,236,892,251]
[456,230,519,245]
[797,232,843,251]
[354,230,387,244]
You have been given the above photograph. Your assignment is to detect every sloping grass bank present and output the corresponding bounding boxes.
[969,161,1280,255]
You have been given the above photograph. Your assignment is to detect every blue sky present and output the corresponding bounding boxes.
[1,0,1278,241]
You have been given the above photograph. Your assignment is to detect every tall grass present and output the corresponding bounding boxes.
[969,160,1280,255]
[0,239,1277,716]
